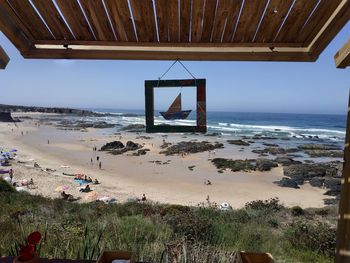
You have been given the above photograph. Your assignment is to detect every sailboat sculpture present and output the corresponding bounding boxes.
[160,93,192,120]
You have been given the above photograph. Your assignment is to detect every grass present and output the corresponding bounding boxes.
[0,179,337,263]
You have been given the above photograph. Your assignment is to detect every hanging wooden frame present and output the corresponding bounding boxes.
[145,78,206,133]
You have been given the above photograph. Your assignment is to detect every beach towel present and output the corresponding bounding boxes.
[0,169,9,174]
[74,179,89,185]
[16,187,29,192]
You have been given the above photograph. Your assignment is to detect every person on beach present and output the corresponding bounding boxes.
[141,194,147,202]
[21,131,23,136]
[204,180,212,186]
[94,179,99,184]
[97,156,100,162]
[9,169,13,180]
[99,161,102,169]
[47,139,50,144]
[90,158,93,165]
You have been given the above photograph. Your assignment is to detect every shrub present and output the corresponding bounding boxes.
[163,209,213,242]
[286,220,336,257]
[245,198,282,212]
[0,179,15,192]
[291,206,304,216]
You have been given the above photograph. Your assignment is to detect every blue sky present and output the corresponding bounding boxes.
[0,22,349,115]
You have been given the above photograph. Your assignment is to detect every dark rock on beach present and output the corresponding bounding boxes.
[160,141,224,155]
[227,139,250,146]
[211,158,278,172]
[274,157,302,166]
[252,135,278,140]
[205,132,222,137]
[211,158,256,172]
[298,143,343,158]
[100,140,143,155]
[275,178,300,189]
[252,147,299,156]
[0,112,17,122]
[100,141,125,151]
[298,143,341,151]
[274,161,343,202]
[303,150,343,158]
[92,122,116,129]
[120,124,145,132]
[256,158,278,171]
[126,141,142,150]
[57,120,115,129]
[133,149,150,156]
[263,143,279,147]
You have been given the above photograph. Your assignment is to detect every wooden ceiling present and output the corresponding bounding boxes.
[0,0,349,61]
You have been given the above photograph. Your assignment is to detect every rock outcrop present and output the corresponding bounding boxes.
[160,141,224,155]
[0,112,16,122]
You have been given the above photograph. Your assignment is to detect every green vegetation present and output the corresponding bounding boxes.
[0,179,337,263]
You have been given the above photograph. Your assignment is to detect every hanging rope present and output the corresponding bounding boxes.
[158,59,196,81]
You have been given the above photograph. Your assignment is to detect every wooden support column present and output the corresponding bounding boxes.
[336,92,350,263]
[0,45,10,69]
[335,39,350,69]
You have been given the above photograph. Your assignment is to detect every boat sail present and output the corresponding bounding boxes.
[160,93,192,120]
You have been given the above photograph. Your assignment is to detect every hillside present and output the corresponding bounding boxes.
[0,179,337,263]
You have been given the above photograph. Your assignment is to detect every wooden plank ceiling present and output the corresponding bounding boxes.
[0,0,349,61]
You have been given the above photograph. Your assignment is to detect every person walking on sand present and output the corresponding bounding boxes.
[99,161,102,169]
[90,158,93,165]
[97,156,100,162]
[9,169,13,180]
[47,139,50,144]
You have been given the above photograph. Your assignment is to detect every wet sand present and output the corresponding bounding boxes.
[0,113,330,208]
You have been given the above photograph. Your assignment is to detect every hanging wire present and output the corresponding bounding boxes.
[158,59,196,80]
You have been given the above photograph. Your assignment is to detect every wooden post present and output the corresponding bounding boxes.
[0,45,10,69]
[335,91,350,262]
[335,39,350,69]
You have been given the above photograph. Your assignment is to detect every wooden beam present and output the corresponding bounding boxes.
[0,45,10,69]
[335,38,350,68]
[33,39,305,48]
[335,92,350,263]
[309,0,350,58]
[21,47,316,62]
[0,1,33,51]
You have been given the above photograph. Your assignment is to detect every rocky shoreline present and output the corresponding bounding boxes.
[0,104,100,116]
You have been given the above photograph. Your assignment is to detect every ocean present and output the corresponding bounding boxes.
[88,109,346,146]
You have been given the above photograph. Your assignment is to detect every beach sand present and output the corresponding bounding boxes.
[0,113,330,208]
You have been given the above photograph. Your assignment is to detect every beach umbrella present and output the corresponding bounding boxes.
[55,186,69,192]
[84,191,99,201]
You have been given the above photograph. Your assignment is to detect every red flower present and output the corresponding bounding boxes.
[19,244,35,261]
[27,232,41,245]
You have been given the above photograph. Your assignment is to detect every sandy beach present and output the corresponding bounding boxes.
[0,112,331,208]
